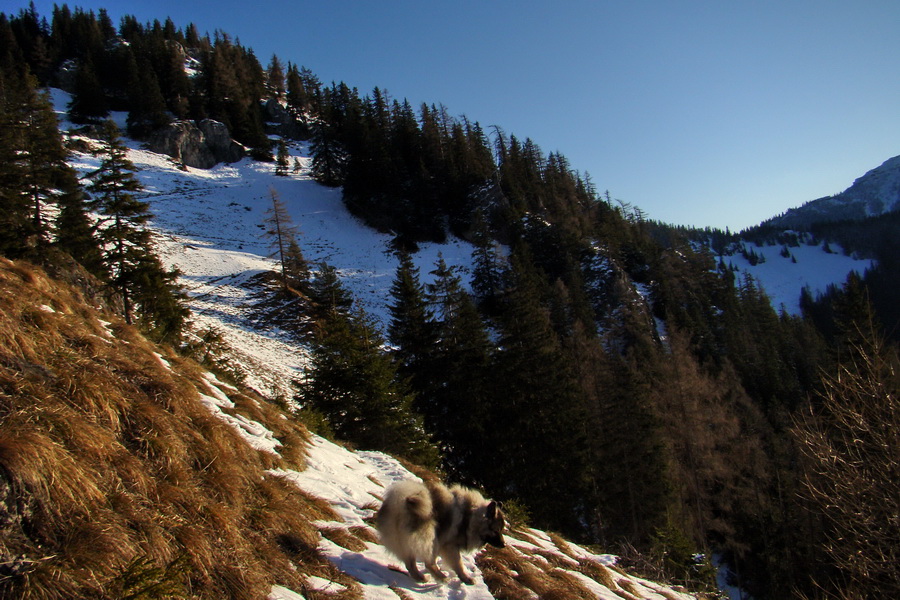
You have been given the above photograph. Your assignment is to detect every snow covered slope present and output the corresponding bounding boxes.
[54,89,474,399]
[196,366,704,600]
[724,240,872,314]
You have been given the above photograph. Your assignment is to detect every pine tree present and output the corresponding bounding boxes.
[283,239,310,291]
[308,262,353,318]
[297,306,439,467]
[0,67,72,257]
[87,120,187,339]
[130,253,190,344]
[285,63,305,118]
[266,54,285,99]
[86,120,152,324]
[470,208,505,312]
[387,250,436,399]
[486,250,591,532]
[423,255,494,480]
[53,168,105,276]
[68,57,108,124]
[309,119,345,187]
[0,66,39,256]
[274,139,290,176]
[126,53,171,138]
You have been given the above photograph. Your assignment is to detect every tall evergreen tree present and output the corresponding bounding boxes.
[387,250,436,399]
[126,53,170,138]
[486,251,591,532]
[53,168,105,276]
[0,67,72,257]
[266,54,285,99]
[86,120,187,340]
[86,120,150,322]
[423,256,494,480]
[470,208,505,313]
[308,262,353,317]
[297,305,439,467]
[274,139,290,176]
[67,57,108,124]
[309,119,345,186]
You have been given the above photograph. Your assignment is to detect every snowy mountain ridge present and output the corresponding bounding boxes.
[763,154,900,229]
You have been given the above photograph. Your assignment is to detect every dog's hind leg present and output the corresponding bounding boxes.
[404,558,426,582]
[425,559,446,582]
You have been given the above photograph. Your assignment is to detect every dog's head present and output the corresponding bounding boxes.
[481,500,506,548]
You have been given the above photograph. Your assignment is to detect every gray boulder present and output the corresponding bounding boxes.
[198,119,245,164]
[147,119,244,169]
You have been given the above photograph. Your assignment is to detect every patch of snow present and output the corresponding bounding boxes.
[152,352,172,370]
[306,575,347,592]
[267,585,306,600]
[197,390,282,456]
[727,241,872,315]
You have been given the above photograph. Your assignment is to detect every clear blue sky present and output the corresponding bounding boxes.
[11,0,900,231]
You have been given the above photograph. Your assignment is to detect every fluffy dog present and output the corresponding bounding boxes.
[376,479,505,585]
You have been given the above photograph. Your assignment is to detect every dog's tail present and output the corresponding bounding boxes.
[404,486,432,525]
[377,480,433,531]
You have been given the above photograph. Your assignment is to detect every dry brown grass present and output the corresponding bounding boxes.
[0,259,359,600]
[477,545,604,600]
[319,526,370,552]
[613,578,645,600]
[473,528,661,600]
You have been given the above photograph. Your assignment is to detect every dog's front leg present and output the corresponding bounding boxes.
[443,548,474,585]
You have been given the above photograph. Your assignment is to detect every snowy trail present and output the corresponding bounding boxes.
[269,436,498,600]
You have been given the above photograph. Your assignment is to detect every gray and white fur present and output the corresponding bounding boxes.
[376,479,505,585]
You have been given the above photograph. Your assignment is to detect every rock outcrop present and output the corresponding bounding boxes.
[263,98,308,139]
[147,119,244,169]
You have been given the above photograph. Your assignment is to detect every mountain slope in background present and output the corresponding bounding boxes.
[762,154,900,229]
[685,154,900,314]
[722,240,871,314]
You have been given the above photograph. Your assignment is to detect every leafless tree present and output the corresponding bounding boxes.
[794,322,900,598]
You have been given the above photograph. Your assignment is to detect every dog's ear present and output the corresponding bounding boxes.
[487,500,499,519]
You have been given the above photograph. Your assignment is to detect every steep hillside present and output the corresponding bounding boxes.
[0,257,339,599]
[0,258,706,600]
[49,88,476,400]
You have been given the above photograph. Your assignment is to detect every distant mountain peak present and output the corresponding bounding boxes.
[764,153,900,229]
